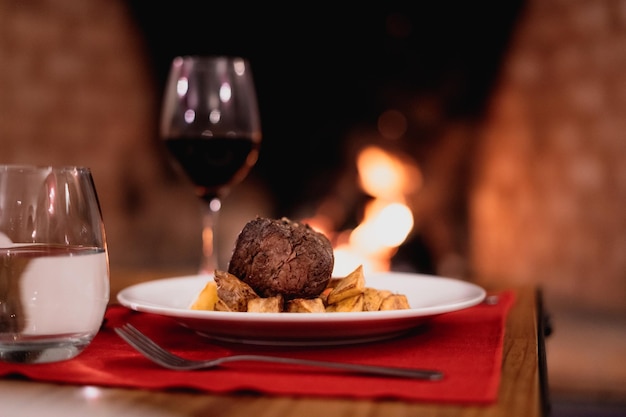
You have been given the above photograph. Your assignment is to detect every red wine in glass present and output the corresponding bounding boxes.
[163,136,260,203]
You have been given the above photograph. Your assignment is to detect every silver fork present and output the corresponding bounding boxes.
[114,324,443,380]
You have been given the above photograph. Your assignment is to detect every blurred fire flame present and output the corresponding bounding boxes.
[305,144,422,276]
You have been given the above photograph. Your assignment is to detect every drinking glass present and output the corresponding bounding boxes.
[0,165,109,363]
[160,55,262,275]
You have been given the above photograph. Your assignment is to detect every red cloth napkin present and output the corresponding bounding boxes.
[0,291,514,404]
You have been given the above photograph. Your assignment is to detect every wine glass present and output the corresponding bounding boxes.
[160,55,262,275]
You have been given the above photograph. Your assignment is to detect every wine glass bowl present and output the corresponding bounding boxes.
[160,56,262,274]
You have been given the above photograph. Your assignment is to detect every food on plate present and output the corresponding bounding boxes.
[188,216,410,313]
[325,293,364,312]
[190,264,410,313]
[326,264,366,305]
[247,294,283,313]
[189,280,218,311]
[213,270,259,312]
[379,293,411,310]
[286,297,326,313]
[362,287,392,311]
[227,216,334,300]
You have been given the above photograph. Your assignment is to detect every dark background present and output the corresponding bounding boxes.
[126,2,525,216]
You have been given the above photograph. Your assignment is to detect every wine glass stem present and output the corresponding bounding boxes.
[200,197,222,275]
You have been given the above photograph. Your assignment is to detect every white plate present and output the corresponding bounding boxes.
[116,272,486,346]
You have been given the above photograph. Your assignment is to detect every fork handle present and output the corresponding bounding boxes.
[217,354,444,380]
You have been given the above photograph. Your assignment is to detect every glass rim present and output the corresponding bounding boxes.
[171,55,251,68]
[174,54,248,61]
[0,164,93,174]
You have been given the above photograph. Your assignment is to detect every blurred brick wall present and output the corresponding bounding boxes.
[0,0,203,268]
[470,0,626,313]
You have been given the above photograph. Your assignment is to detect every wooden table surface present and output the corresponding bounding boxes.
[0,269,550,417]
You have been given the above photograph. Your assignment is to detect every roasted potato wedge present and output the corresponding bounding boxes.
[379,293,411,310]
[326,265,365,305]
[326,293,364,312]
[286,298,326,313]
[214,270,259,312]
[214,298,234,312]
[362,287,389,311]
[189,281,218,311]
[248,295,284,313]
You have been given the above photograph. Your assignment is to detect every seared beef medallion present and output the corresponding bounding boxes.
[228,217,334,300]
